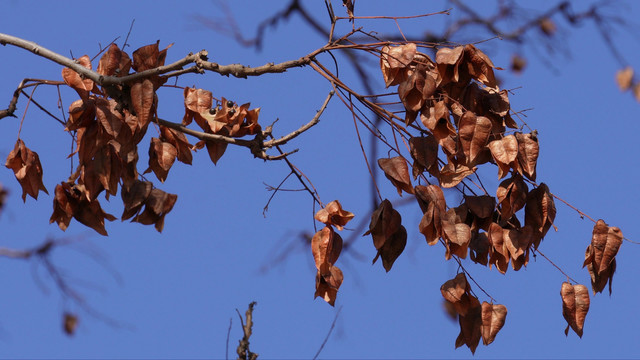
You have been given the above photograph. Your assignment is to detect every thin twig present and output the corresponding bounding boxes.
[313,306,343,360]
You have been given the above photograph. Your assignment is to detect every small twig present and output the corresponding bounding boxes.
[313,306,343,360]
[532,248,579,284]
[226,317,232,360]
[263,171,294,217]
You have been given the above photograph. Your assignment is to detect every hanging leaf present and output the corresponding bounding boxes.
[515,132,539,181]
[160,126,193,165]
[315,200,354,231]
[380,43,417,87]
[524,183,556,248]
[496,174,528,221]
[487,135,518,179]
[583,219,623,294]
[5,139,49,201]
[311,226,343,274]
[132,188,178,232]
[439,162,476,189]
[615,66,634,91]
[144,137,177,182]
[458,111,492,165]
[560,282,590,338]
[378,157,414,195]
[129,79,156,129]
[314,265,343,306]
[366,200,407,272]
[409,135,439,179]
[481,302,507,345]
[463,44,498,88]
[182,87,213,127]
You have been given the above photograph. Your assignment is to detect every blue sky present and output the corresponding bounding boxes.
[1,1,639,359]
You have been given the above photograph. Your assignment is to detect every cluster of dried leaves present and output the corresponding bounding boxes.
[6,42,262,236]
[311,200,354,305]
[441,273,507,354]
[348,42,629,351]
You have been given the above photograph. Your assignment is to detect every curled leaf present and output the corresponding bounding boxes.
[5,139,49,201]
[481,302,507,345]
[315,200,354,231]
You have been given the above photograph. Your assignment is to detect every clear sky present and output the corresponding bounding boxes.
[0,1,639,359]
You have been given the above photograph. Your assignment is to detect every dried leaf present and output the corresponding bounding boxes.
[496,174,528,221]
[456,301,482,354]
[503,226,532,270]
[561,282,590,337]
[130,79,156,129]
[182,87,213,127]
[132,188,178,232]
[481,302,507,345]
[525,183,556,248]
[515,132,539,181]
[121,180,153,220]
[488,222,509,274]
[442,212,471,260]
[470,232,490,266]
[441,273,473,316]
[378,157,414,195]
[436,46,464,86]
[144,138,177,182]
[464,44,498,88]
[464,195,495,219]
[315,200,354,231]
[458,112,492,165]
[487,135,518,179]
[49,182,115,236]
[314,265,343,306]
[63,313,78,336]
[97,43,131,77]
[439,162,476,188]
[5,139,48,201]
[160,126,193,165]
[409,135,439,179]
[62,55,95,100]
[132,41,172,72]
[311,226,343,272]
[380,43,416,87]
[366,199,402,250]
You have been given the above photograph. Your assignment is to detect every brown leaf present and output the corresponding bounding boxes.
[464,195,496,219]
[409,135,439,179]
[132,188,178,232]
[511,54,527,74]
[66,98,97,131]
[97,43,131,77]
[442,213,471,260]
[481,302,507,345]
[311,226,343,272]
[463,44,498,88]
[496,173,528,221]
[49,182,115,236]
[584,219,623,278]
[458,112,492,165]
[420,101,456,140]
[315,200,354,231]
[470,232,490,266]
[366,199,402,249]
[441,273,473,316]
[515,132,539,181]
[488,222,509,274]
[378,157,414,196]
[380,43,416,87]
[487,135,518,179]
[144,138,177,182]
[160,126,193,165]
[525,183,556,248]
[121,180,153,220]
[439,162,476,188]
[503,226,532,270]
[414,184,446,214]
[62,55,95,100]
[456,300,482,354]
[63,312,78,336]
[398,70,427,113]
[5,139,49,201]
[182,87,213,127]
[315,265,343,306]
[436,46,464,86]
[130,79,156,129]
[615,67,634,91]
[561,282,590,337]
[132,41,172,72]
[203,140,228,165]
